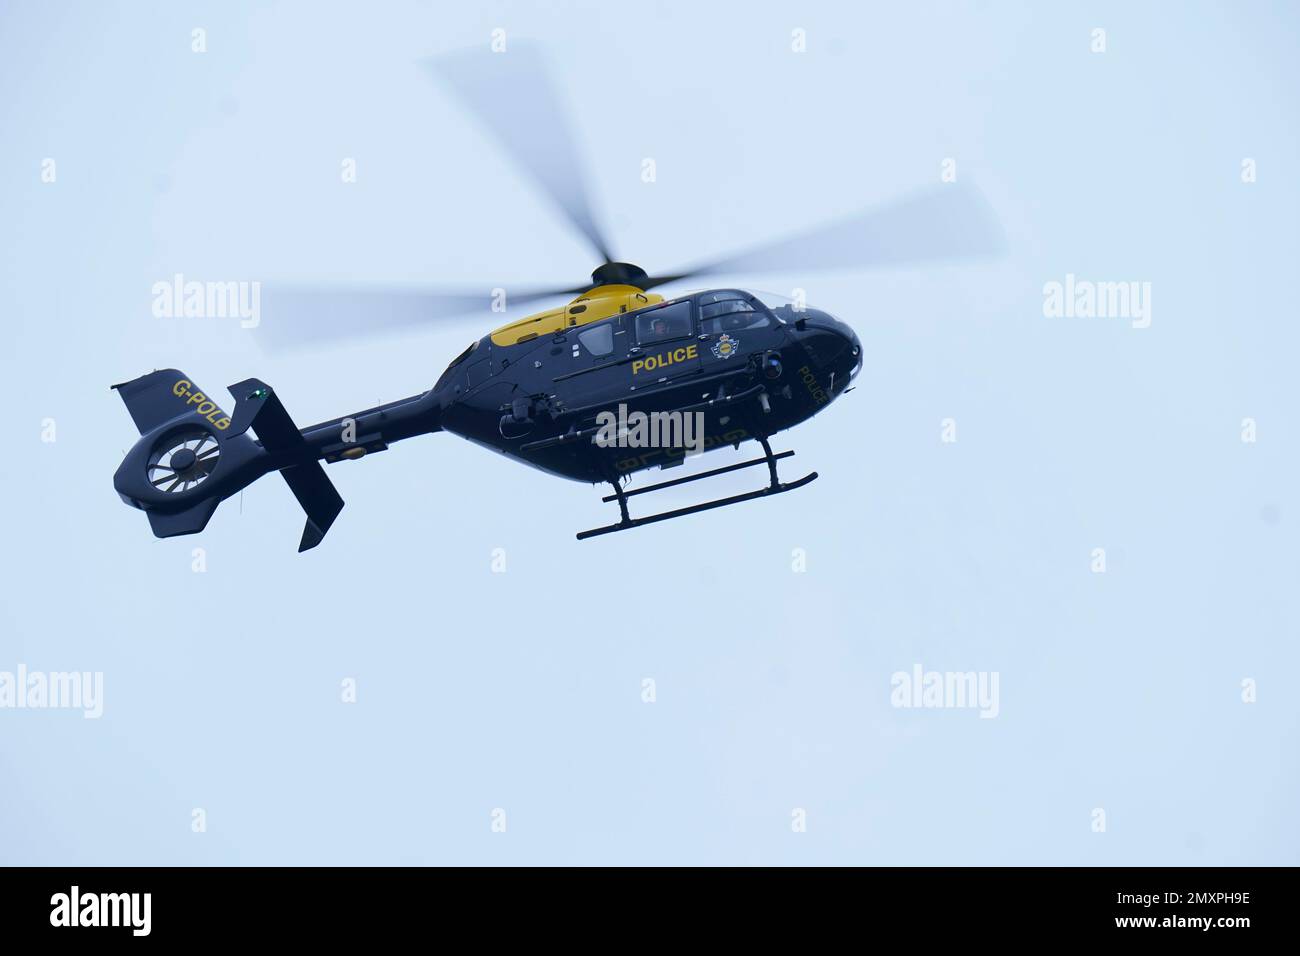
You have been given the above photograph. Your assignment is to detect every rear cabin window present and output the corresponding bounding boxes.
[577,323,615,356]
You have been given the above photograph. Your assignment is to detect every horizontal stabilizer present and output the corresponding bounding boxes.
[227,378,306,450]
[281,462,345,552]
[227,379,345,551]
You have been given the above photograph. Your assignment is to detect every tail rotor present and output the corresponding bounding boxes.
[146,430,221,494]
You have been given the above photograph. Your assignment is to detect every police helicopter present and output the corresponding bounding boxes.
[112,45,1003,551]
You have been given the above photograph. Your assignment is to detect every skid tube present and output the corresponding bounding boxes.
[576,437,818,540]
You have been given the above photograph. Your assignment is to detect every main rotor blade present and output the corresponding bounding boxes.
[257,282,586,352]
[640,183,1006,290]
[427,44,615,264]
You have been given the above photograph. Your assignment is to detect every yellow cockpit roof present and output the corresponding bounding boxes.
[489,284,664,346]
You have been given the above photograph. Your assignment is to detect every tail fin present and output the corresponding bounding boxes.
[146,499,221,539]
[112,369,232,435]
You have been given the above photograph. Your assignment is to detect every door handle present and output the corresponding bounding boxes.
[697,334,710,341]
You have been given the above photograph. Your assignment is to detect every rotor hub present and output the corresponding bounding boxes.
[590,261,648,289]
[169,448,198,473]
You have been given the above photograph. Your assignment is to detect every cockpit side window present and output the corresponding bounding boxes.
[634,300,693,345]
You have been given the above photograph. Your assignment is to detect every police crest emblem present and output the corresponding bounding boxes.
[712,334,739,360]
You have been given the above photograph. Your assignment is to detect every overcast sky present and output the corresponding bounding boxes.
[1,0,1296,864]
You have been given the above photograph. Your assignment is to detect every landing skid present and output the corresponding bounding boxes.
[576,437,819,540]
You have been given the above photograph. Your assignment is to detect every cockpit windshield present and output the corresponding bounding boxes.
[749,290,806,320]
[695,289,773,335]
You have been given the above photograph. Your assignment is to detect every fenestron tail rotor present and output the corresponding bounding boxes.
[146,429,220,495]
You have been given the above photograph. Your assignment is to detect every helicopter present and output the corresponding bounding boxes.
[111,45,1003,551]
